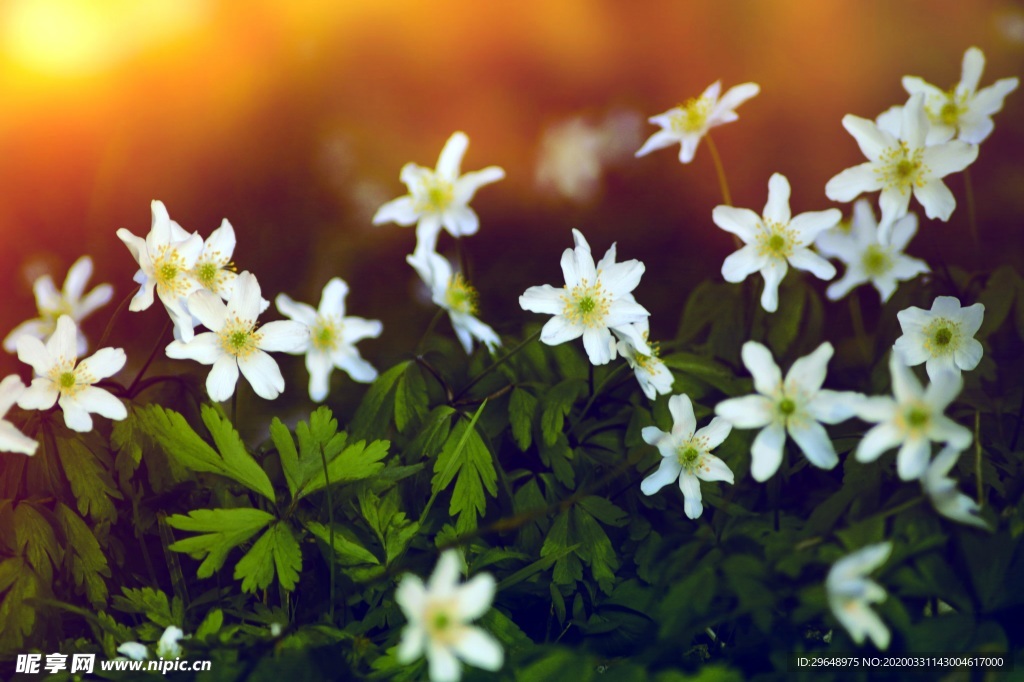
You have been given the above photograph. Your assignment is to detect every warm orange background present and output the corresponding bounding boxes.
[1,0,1022,380]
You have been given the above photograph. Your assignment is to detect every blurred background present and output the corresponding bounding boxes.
[1,0,1022,393]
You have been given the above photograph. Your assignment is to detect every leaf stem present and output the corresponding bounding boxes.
[569,362,629,435]
[318,442,336,623]
[705,133,732,207]
[95,290,134,351]
[975,410,984,509]
[127,317,170,396]
[963,167,979,260]
[849,291,871,367]
[415,308,446,355]
[420,400,488,522]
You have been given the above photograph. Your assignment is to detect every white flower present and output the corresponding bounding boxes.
[819,200,929,303]
[617,324,673,400]
[640,394,733,519]
[854,353,972,481]
[407,250,500,355]
[3,255,113,356]
[878,47,1019,145]
[373,132,505,255]
[535,112,641,203]
[715,173,839,313]
[275,278,383,402]
[165,272,308,402]
[0,375,38,456]
[395,550,503,682]
[827,542,892,650]
[519,229,650,365]
[117,625,189,661]
[636,80,760,163]
[116,200,205,341]
[894,296,984,381]
[715,342,858,482]
[825,94,979,244]
[16,315,127,433]
[922,444,987,529]
[190,218,238,299]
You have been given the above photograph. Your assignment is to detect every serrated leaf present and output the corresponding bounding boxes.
[57,503,111,606]
[111,586,174,627]
[661,352,744,395]
[508,388,536,451]
[0,557,40,653]
[408,405,456,462]
[578,496,629,527]
[110,406,144,488]
[139,404,275,502]
[540,380,584,446]
[57,435,121,524]
[195,608,223,641]
[432,412,498,533]
[13,503,62,585]
[306,521,380,566]
[303,439,389,496]
[234,522,302,593]
[167,508,275,579]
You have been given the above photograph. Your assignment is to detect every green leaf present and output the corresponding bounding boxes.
[166,508,275,579]
[303,439,389,496]
[661,352,744,395]
[977,266,1017,339]
[110,406,144,488]
[394,362,429,433]
[358,489,419,565]
[497,543,579,591]
[234,522,302,593]
[306,522,380,566]
[139,405,276,502]
[540,380,584,446]
[508,388,537,451]
[767,278,807,356]
[13,503,62,585]
[57,434,121,524]
[57,503,111,606]
[349,361,407,440]
[195,608,223,641]
[111,586,175,628]
[432,413,498,533]
[0,557,40,654]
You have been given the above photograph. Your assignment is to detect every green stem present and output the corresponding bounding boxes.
[420,400,488,522]
[95,290,134,351]
[974,411,984,509]
[318,443,336,623]
[569,362,629,435]
[963,167,979,257]
[705,133,732,207]
[849,291,871,366]
[127,317,170,396]
[454,329,541,400]
[414,308,446,355]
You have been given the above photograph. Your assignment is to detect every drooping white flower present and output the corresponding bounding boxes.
[827,542,892,650]
[616,323,673,400]
[116,200,205,341]
[853,353,972,481]
[715,342,858,482]
[0,375,38,456]
[275,278,383,402]
[715,173,839,313]
[825,94,979,244]
[406,250,500,355]
[640,394,733,519]
[519,229,650,365]
[921,444,987,529]
[636,80,760,163]
[165,272,308,402]
[819,200,929,303]
[877,47,1019,145]
[116,625,189,661]
[894,296,984,381]
[16,315,127,433]
[373,132,505,255]
[3,255,113,357]
[395,550,503,682]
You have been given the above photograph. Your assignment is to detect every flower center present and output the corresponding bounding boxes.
[59,371,77,389]
[445,273,479,315]
[41,300,74,323]
[310,316,342,352]
[151,245,191,295]
[218,316,263,358]
[416,175,455,213]
[631,337,660,372]
[670,96,713,134]
[860,245,892,277]
[757,220,798,259]
[424,602,461,645]
[778,397,796,416]
[48,362,93,397]
[561,280,610,328]
[677,445,701,469]
[904,405,930,430]
[922,318,960,357]
[876,142,928,193]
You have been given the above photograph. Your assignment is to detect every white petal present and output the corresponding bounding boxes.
[954,339,983,372]
[62,256,93,300]
[442,205,479,238]
[901,94,929,150]
[0,375,26,416]
[721,245,768,283]
[856,423,902,463]
[395,574,427,621]
[341,317,383,344]
[668,394,697,437]
[696,454,734,484]
[635,129,680,158]
[306,351,333,402]
[640,457,683,495]
[16,335,54,376]
[788,248,836,281]
[875,105,904,138]
[808,390,862,424]
[0,421,38,456]
[60,397,94,432]
[258,320,309,353]
[842,115,896,162]
[429,551,462,595]
[454,574,496,621]
[922,141,978,179]
[694,417,731,450]
[77,283,113,319]
[166,333,223,365]
[825,163,884,203]
[186,290,228,332]
[436,131,469,180]
[896,437,931,481]
[50,315,78,365]
[913,181,957,222]
[923,369,962,411]
[275,293,317,327]
[750,422,786,481]
[116,643,150,661]
[3,319,50,354]
[714,394,774,429]
[581,327,614,365]
[427,642,461,682]
[373,196,419,226]
[77,347,126,381]
[890,352,924,403]
[785,342,833,394]
[742,341,781,395]
[763,173,792,224]
[960,46,985,93]
[206,356,240,402]
[969,77,1019,117]
[539,316,583,346]
[227,272,262,324]
[17,379,59,411]
[71,386,127,421]
[759,261,787,312]
[238,350,285,400]
[789,420,838,469]
[789,209,843,244]
[712,206,762,242]
[680,473,703,519]
[453,166,505,204]
[334,350,379,384]
[519,285,566,315]
[878,188,913,244]
[599,260,645,299]
[451,627,503,671]
[715,82,759,114]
